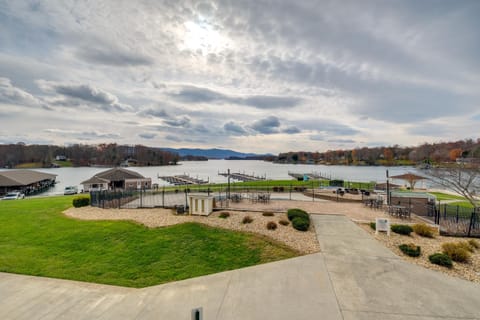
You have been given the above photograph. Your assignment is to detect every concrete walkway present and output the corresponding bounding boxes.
[1,215,480,319]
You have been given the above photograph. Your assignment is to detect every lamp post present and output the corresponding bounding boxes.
[386,170,390,206]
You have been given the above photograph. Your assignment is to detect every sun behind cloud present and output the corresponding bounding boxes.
[181,20,233,55]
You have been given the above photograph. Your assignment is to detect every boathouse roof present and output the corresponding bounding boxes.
[0,170,57,187]
[81,167,145,185]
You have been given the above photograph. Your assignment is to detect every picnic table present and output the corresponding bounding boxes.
[386,205,411,219]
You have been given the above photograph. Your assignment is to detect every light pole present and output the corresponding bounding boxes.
[386,169,390,205]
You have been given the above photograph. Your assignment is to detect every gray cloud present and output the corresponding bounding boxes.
[224,121,248,135]
[77,46,154,67]
[44,129,120,140]
[327,139,356,144]
[0,77,41,107]
[37,81,132,112]
[138,108,170,118]
[250,116,281,134]
[168,85,302,109]
[139,132,156,139]
[165,134,182,142]
[164,116,191,128]
[282,126,301,134]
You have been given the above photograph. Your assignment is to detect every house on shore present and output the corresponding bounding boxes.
[81,167,151,192]
[0,170,57,196]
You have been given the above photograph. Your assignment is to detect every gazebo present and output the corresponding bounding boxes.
[390,173,426,190]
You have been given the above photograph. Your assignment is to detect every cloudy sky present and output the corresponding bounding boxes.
[0,0,479,153]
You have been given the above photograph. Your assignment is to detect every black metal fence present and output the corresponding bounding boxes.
[422,203,480,237]
[89,184,318,210]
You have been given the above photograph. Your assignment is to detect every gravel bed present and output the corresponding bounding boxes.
[358,223,480,283]
[64,207,320,254]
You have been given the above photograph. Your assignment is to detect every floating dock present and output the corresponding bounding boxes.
[288,172,331,180]
[158,174,208,185]
[218,171,266,182]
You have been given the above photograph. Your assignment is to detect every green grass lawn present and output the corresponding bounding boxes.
[0,197,298,288]
[428,192,467,201]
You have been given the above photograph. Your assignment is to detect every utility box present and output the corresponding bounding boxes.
[188,194,214,216]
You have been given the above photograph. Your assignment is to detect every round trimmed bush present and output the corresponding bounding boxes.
[398,243,421,257]
[266,221,277,230]
[262,212,275,217]
[279,219,290,226]
[287,208,309,221]
[391,224,413,235]
[292,217,310,231]
[72,196,90,208]
[219,212,230,219]
[242,216,253,224]
[429,253,453,268]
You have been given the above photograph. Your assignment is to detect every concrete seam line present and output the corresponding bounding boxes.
[320,253,345,320]
[215,273,233,320]
[339,309,479,319]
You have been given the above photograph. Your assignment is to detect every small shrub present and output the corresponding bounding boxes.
[429,253,453,268]
[398,243,421,257]
[369,222,376,230]
[242,216,253,224]
[391,224,413,235]
[292,217,310,231]
[279,219,290,226]
[287,208,309,221]
[219,212,230,219]
[442,242,471,262]
[72,196,90,208]
[413,224,435,238]
[468,239,480,249]
[266,221,277,230]
[262,212,275,217]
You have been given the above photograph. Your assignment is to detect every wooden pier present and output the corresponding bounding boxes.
[218,171,266,182]
[158,174,208,185]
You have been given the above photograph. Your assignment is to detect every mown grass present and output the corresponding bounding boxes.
[428,192,467,201]
[0,197,298,288]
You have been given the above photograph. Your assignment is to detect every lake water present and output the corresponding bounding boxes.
[1,160,425,196]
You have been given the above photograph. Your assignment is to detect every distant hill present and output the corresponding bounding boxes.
[160,148,268,159]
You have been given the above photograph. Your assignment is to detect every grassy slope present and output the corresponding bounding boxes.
[0,197,297,288]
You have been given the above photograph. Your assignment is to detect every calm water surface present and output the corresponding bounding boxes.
[1,160,423,196]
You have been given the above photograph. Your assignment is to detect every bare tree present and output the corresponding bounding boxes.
[427,163,480,209]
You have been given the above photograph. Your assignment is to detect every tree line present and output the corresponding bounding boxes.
[276,138,480,166]
[0,143,179,168]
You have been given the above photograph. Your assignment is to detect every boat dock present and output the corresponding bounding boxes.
[158,174,209,185]
[218,171,266,182]
[288,172,331,180]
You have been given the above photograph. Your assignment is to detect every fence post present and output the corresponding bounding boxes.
[140,189,143,208]
[312,181,314,202]
[456,206,459,223]
[162,187,165,207]
[185,188,188,209]
[467,210,476,237]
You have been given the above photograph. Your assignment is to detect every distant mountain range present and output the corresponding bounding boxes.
[160,148,269,159]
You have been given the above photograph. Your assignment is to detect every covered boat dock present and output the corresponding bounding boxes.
[0,170,57,196]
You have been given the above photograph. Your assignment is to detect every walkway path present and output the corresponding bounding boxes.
[1,215,480,319]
